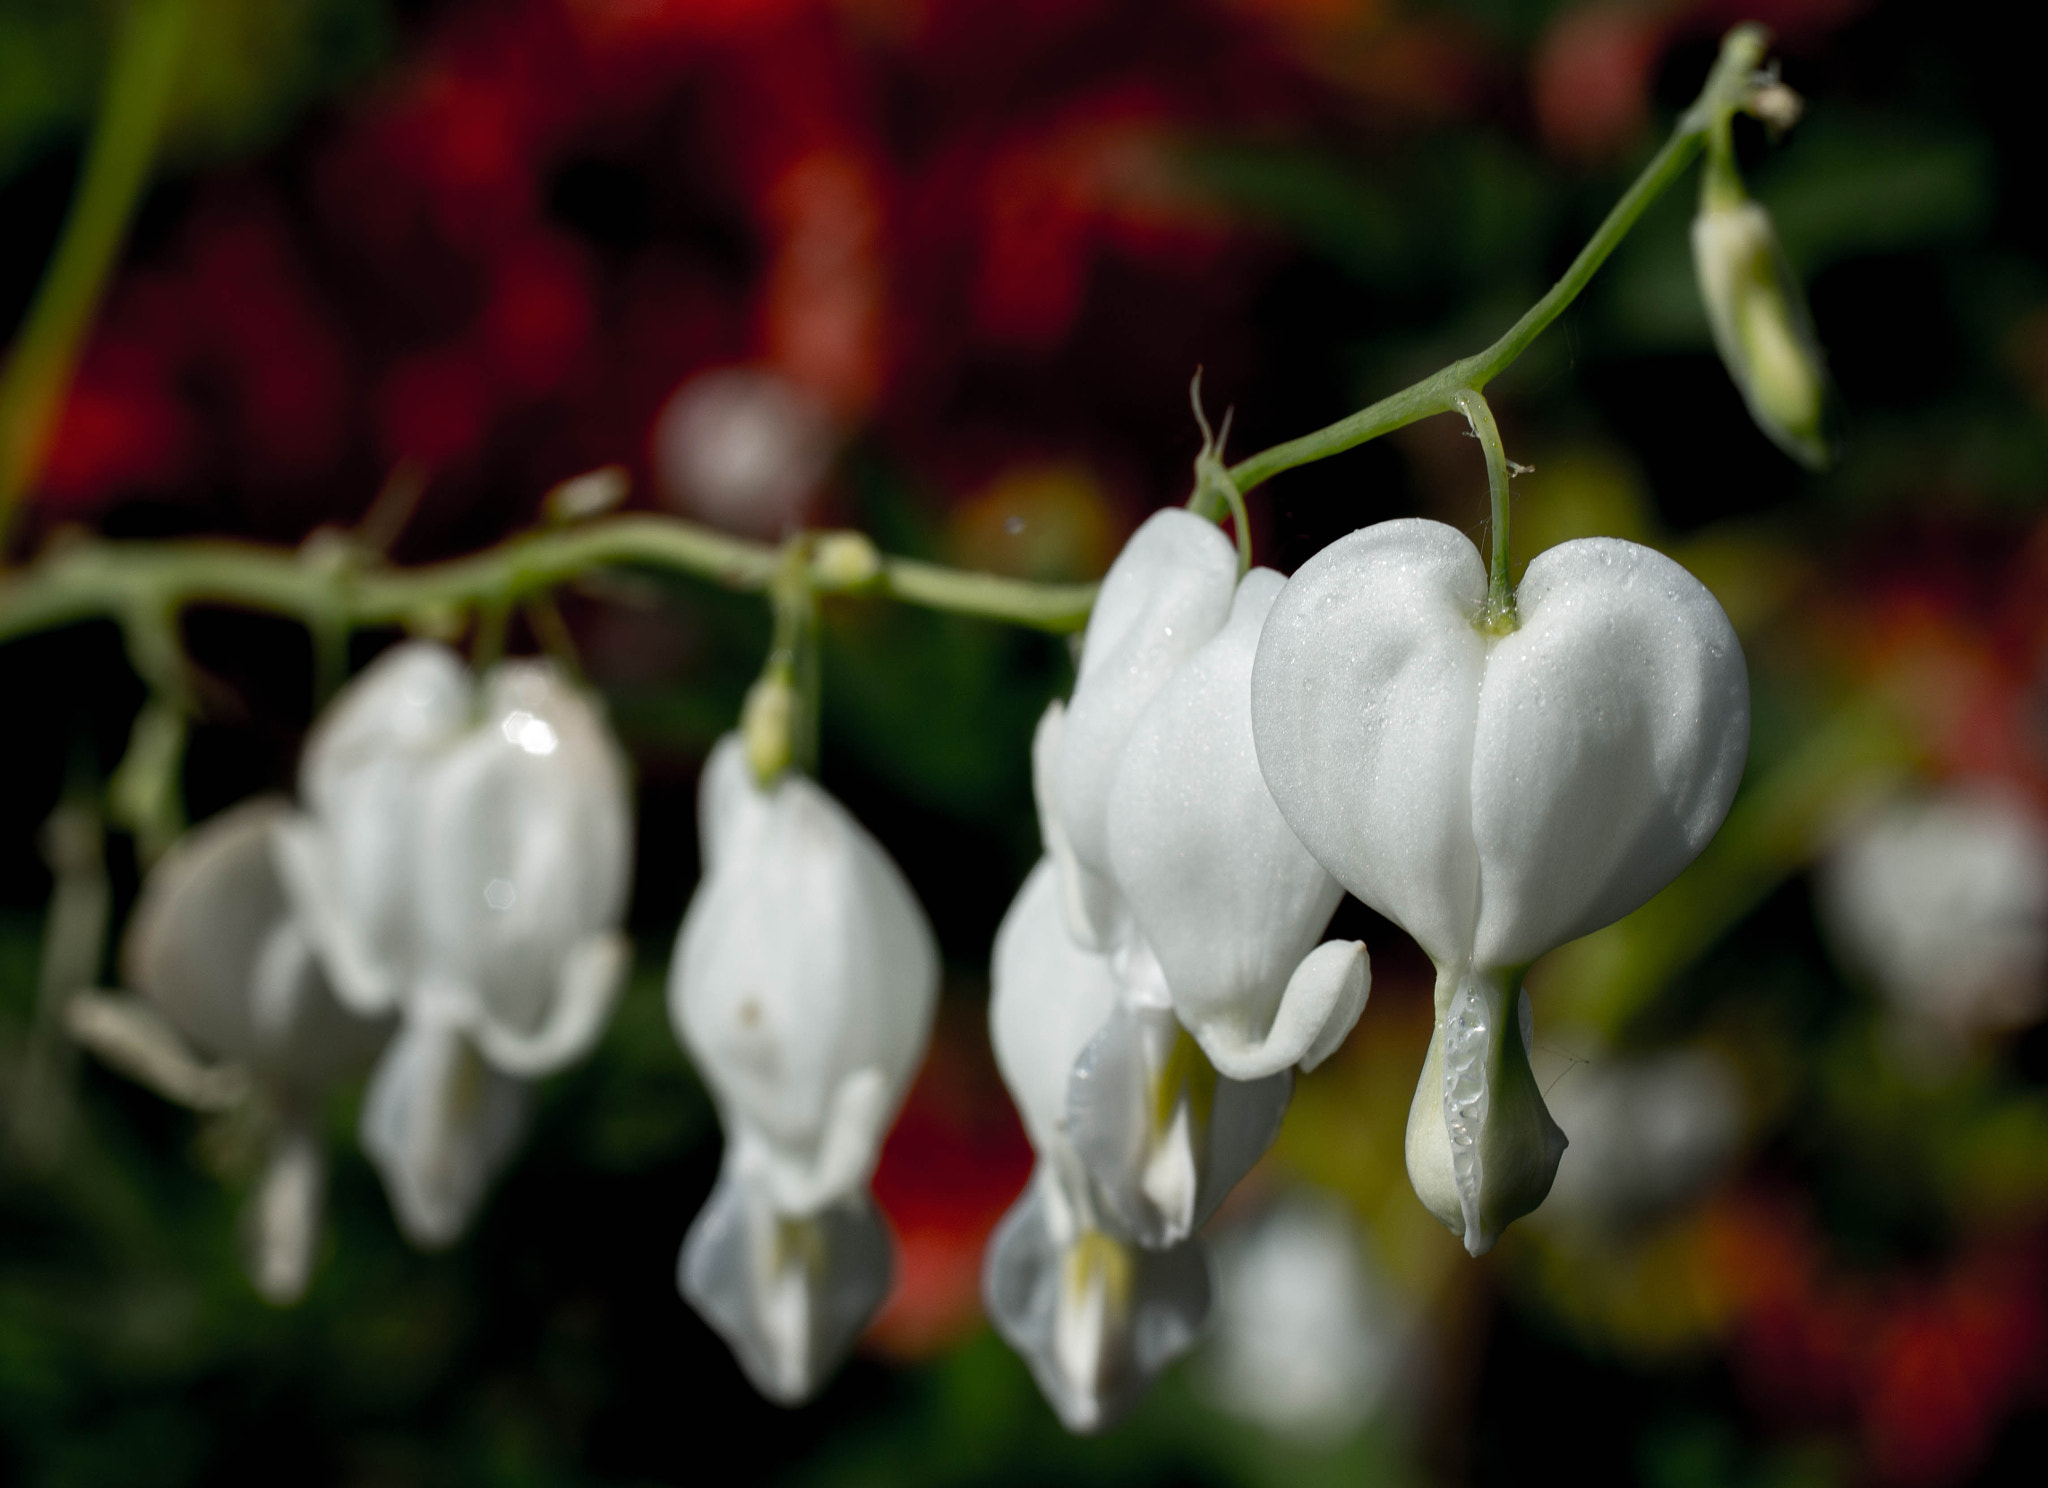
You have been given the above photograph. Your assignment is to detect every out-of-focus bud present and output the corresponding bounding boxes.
[811,531,881,590]
[670,733,939,1403]
[118,797,390,1302]
[740,671,798,785]
[652,367,836,537]
[545,465,629,524]
[1691,194,1833,468]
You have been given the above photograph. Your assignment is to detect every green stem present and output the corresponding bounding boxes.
[1453,390,1516,630]
[0,515,1098,661]
[0,0,193,555]
[1224,24,1771,498]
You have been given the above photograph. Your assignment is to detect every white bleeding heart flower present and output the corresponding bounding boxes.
[1252,519,1748,1254]
[274,640,472,1018]
[670,733,938,1404]
[1819,784,2048,1045]
[277,642,634,1250]
[122,797,389,1302]
[984,858,1210,1434]
[1028,509,1363,1251]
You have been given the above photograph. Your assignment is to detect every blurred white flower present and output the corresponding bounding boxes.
[118,796,388,1302]
[1201,1193,1413,1443]
[1252,520,1749,1253]
[1540,1046,1744,1231]
[1819,784,2048,1043]
[652,367,837,537]
[669,734,938,1403]
[277,642,633,1249]
[984,859,1210,1434]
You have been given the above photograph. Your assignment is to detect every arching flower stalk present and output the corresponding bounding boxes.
[670,734,939,1404]
[275,641,634,1248]
[1035,508,1368,1249]
[1252,520,1749,1254]
[115,797,389,1302]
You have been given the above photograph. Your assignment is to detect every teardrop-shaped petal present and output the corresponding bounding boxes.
[982,1162,1211,1434]
[241,1123,325,1306]
[1055,509,1237,895]
[1271,939,1372,1076]
[1403,971,1562,1256]
[1108,568,1349,1076]
[671,734,939,1191]
[1251,520,1488,967]
[468,931,629,1079]
[1468,538,1749,970]
[281,641,472,1013]
[415,661,634,1046]
[728,1066,897,1218]
[1066,996,1292,1249]
[990,857,1123,1159]
[678,1158,894,1406]
[359,1018,528,1250]
[123,795,297,1064]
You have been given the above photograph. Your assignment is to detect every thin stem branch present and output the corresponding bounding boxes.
[0,0,193,554]
[1224,24,1771,498]
[1453,390,1516,630]
[0,515,1099,661]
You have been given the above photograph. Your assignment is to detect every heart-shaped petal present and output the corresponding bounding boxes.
[1469,537,1749,968]
[1055,509,1237,894]
[679,1159,894,1406]
[415,661,634,1040]
[671,734,939,1164]
[1253,520,1747,974]
[1108,568,1349,1077]
[1251,519,1488,966]
[982,1163,1211,1435]
[990,858,1123,1164]
[286,641,473,1009]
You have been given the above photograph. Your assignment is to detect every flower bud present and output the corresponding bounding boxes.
[740,671,797,785]
[811,530,882,589]
[1692,196,1832,468]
